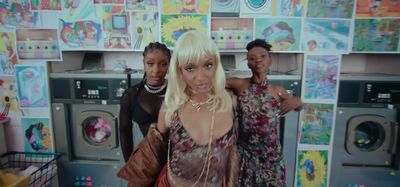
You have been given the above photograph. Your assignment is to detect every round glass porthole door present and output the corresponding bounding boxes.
[353,121,385,152]
[81,116,112,145]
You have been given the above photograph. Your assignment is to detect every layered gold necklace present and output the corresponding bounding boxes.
[188,97,213,111]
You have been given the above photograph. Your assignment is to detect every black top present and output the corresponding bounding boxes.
[119,82,166,161]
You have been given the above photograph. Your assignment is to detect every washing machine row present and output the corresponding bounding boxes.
[330,74,400,187]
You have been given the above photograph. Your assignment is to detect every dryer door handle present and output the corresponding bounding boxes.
[388,121,399,154]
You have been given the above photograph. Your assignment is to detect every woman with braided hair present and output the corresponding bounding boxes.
[119,42,171,162]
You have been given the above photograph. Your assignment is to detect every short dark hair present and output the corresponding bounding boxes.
[246,39,272,52]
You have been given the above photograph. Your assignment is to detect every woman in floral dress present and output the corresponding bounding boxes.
[227,39,302,186]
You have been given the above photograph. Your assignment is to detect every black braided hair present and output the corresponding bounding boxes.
[246,39,272,52]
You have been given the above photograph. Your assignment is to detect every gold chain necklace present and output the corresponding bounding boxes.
[167,109,215,187]
[189,97,213,111]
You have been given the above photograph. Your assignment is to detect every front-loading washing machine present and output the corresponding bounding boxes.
[330,74,400,187]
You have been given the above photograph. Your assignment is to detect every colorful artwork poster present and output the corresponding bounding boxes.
[0,77,21,118]
[98,5,132,49]
[356,0,400,18]
[302,19,351,53]
[297,150,328,187]
[0,1,39,29]
[306,0,354,18]
[126,0,157,11]
[93,0,124,4]
[300,103,334,145]
[62,0,95,20]
[162,0,210,14]
[303,55,340,101]
[161,14,208,48]
[276,0,306,17]
[254,18,301,51]
[353,18,400,52]
[211,18,253,49]
[16,29,62,61]
[0,31,18,75]
[15,64,49,108]
[240,0,274,17]
[21,117,53,153]
[131,12,158,50]
[30,0,62,11]
[59,19,101,50]
[211,0,239,16]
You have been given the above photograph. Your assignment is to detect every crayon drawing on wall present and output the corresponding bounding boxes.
[275,0,306,17]
[0,1,39,29]
[353,18,400,52]
[126,0,158,11]
[240,0,274,17]
[0,77,22,118]
[21,117,53,153]
[161,14,208,48]
[300,103,334,145]
[97,5,132,49]
[16,29,62,61]
[15,64,49,108]
[211,0,239,16]
[296,150,328,187]
[307,0,354,18]
[31,0,62,11]
[302,18,352,53]
[162,0,210,14]
[254,18,302,51]
[211,18,253,49]
[303,55,340,101]
[59,20,102,50]
[131,12,159,50]
[94,0,124,4]
[0,31,18,75]
[62,0,95,20]
[356,0,400,17]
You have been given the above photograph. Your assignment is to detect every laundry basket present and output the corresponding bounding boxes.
[0,151,62,187]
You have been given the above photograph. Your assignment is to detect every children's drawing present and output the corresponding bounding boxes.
[162,0,210,14]
[211,18,253,49]
[240,0,273,17]
[59,19,101,50]
[300,103,334,145]
[296,150,328,187]
[16,29,62,61]
[0,77,21,117]
[307,0,354,18]
[276,0,306,17]
[255,18,302,51]
[356,0,400,17]
[15,64,49,108]
[30,0,62,11]
[0,31,17,75]
[126,0,157,11]
[131,12,158,50]
[302,18,351,53]
[0,1,39,29]
[62,0,95,20]
[353,18,400,52]
[161,14,208,48]
[303,55,340,101]
[211,0,239,16]
[98,5,131,49]
[93,0,124,4]
[21,117,53,153]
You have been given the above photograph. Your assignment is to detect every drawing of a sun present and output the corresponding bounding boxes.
[298,151,327,187]
[161,15,207,48]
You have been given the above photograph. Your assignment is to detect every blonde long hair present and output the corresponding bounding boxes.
[164,30,232,125]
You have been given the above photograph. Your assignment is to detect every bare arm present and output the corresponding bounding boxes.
[156,102,169,137]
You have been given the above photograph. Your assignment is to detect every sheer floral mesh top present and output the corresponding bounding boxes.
[168,112,236,187]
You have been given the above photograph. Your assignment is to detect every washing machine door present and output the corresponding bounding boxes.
[345,115,398,166]
[78,111,117,148]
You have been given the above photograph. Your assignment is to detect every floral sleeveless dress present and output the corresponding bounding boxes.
[237,82,286,187]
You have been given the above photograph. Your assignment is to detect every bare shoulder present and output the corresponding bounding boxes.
[227,77,250,94]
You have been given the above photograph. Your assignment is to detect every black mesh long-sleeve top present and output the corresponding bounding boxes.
[119,82,166,162]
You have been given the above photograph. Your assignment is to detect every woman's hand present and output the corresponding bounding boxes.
[278,93,303,115]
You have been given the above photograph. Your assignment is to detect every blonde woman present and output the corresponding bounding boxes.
[155,30,238,187]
